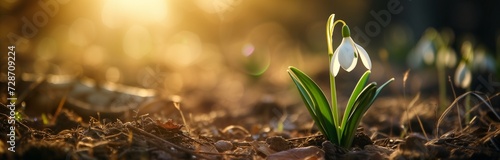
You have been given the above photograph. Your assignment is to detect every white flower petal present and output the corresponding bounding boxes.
[419,41,435,65]
[331,50,341,76]
[462,68,471,88]
[454,62,471,88]
[355,43,371,70]
[344,38,358,72]
[344,54,357,72]
[336,38,356,71]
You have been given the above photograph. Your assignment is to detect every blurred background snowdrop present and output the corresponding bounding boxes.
[406,28,459,108]
[408,28,438,68]
[471,47,495,74]
[454,41,496,89]
[454,41,473,89]
[408,28,457,69]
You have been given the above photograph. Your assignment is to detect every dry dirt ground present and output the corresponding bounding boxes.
[1,80,500,160]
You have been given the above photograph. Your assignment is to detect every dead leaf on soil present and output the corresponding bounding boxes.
[155,119,183,130]
[195,142,220,159]
[250,141,275,156]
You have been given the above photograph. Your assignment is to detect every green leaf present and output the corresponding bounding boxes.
[372,78,395,104]
[288,66,338,143]
[341,70,371,131]
[341,82,377,147]
[288,72,325,135]
[341,78,394,147]
[289,71,323,132]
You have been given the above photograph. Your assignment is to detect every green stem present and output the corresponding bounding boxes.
[437,59,447,113]
[326,14,345,142]
[465,87,471,123]
[329,53,341,141]
[434,33,448,113]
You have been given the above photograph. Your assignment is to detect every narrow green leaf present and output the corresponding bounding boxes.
[342,78,394,147]
[372,78,395,103]
[341,82,377,147]
[288,72,329,137]
[288,71,327,136]
[288,66,338,143]
[341,70,371,131]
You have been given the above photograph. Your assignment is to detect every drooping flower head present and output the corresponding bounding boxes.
[454,62,471,89]
[330,25,371,77]
[454,41,473,88]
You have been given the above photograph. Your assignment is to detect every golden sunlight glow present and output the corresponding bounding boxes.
[106,67,121,83]
[101,0,167,28]
[36,37,57,60]
[162,31,202,68]
[195,0,240,14]
[68,18,96,47]
[123,25,153,59]
[83,45,105,67]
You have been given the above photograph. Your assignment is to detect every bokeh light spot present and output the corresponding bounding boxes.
[33,59,50,74]
[123,25,153,59]
[68,18,95,47]
[229,23,290,76]
[242,43,254,57]
[36,37,58,60]
[162,72,184,94]
[163,31,201,68]
[83,45,105,67]
[106,67,121,83]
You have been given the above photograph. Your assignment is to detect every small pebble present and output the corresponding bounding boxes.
[214,140,233,152]
[266,136,291,152]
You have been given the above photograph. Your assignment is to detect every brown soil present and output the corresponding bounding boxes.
[1,92,499,160]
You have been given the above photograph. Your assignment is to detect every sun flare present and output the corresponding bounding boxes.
[101,0,167,28]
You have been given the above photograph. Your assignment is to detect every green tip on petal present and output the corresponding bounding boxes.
[342,25,351,38]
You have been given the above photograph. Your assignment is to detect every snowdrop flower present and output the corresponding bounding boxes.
[472,47,496,72]
[454,41,473,88]
[437,47,457,68]
[407,28,437,68]
[330,25,371,77]
[454,62,471,88]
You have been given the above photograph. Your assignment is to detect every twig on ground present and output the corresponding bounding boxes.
[51,95,67,124]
